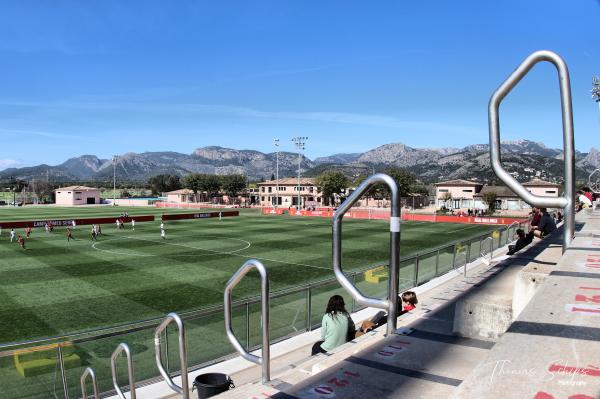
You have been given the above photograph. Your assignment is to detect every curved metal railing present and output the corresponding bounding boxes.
[224,259,270,383]
[111,343,136,399]
[480,236,494,264]
[506,221,521,244]
[333,173,400,335]
[80,367,100,399]
[489,50,575,252]
[154,313,189,398]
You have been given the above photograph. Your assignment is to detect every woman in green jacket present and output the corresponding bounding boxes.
[312,295,354,355]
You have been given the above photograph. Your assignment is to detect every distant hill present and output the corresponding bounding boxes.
[0,140,597,184]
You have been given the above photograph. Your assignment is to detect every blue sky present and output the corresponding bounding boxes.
[0,1,598,170]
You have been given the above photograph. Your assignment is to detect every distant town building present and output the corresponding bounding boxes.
[165,188,200,203]
[257,178,321,208]
[435,180,483,210]
[55,186,101,206]
[435,178,560,212]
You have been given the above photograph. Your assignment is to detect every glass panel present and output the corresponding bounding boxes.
[453,241,468,270]
[399,258,416,292]
[248,290,307,349]
[416,251,437,285]
[309,281,349,329]
[176,305,245,372]
[437,245,454,274]
[469,239,481,262]
[0,346,63,399]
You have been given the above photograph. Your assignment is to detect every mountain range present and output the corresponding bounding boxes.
[1,140,598,184]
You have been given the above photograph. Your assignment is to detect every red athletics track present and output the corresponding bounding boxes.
[262,208,526,225]
[0,215,155,229]
[161,211,239,221]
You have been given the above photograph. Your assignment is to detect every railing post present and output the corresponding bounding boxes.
[245,302,251,350]
[80,367,99,399]
[224,259,270,383]
[154,313,188,399]
[306,287,312,331]
[414,256,419,286]
[111,343,136,399]
[465,240,471,277]
[489,50,574,253]
[435,249,440,276]
[57,345,70,399]
[332,173,400,336]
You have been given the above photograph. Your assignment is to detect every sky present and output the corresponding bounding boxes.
[0,1,598,170]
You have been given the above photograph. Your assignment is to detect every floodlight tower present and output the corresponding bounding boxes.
[593,76,600,113]
[274,138,280,207]
[292,136,308,209]
[112,155,118,205]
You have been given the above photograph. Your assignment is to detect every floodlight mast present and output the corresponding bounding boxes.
[112,155,118,205]
[292,137,308,210]
[274,138,280,208]
[593,76,600,116]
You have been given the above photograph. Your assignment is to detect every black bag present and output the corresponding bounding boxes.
[346,314,356,341]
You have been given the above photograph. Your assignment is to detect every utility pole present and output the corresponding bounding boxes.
[113,155,118,205]
[274,138,280,208]
[292,136,308,210]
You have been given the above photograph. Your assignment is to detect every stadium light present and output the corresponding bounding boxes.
[593,76,600,116]
[274,138,279,208]
[292,136,308,209]
[113,155,118,205]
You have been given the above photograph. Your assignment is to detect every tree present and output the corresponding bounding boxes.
[385,168,417,197]
[221,174,247,198]
[441,192,452,211]
[182,173,204,201]
[148,174,181,195]
[316,171,349,206]
[482,192,498,215]
[201,174,222,200]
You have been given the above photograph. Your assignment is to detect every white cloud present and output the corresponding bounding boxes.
[0,159,21,170]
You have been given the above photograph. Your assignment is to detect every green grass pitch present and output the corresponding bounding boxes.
[0,206,494,344]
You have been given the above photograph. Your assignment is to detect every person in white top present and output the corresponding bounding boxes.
[577,191,592,208]
[160,224,166,240]
[10,229,16,243]
[72,220,76,229]
[131,219,135,230]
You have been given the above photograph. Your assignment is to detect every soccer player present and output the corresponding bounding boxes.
[131,219,135,230]
[116,218,120,229]
[91,226,97,241]
[44,223,49,234]
[72,220,76,229]
[25,226,32,238]
[97,224,102,236]
[160,223,166,240]
[10,229,16,243]
[219,211,222,221]
[66,228,74,242]
[18,235,26,250]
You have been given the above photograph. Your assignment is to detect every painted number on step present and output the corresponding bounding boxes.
[308,370,361,397]
[376,340,411,358]
[534,392,595,399]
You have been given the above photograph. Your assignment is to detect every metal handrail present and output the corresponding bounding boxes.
[154,313,189,398]
[224,259,270,383]
[588,169,600,188]
[333,173,400,335]
[489,50,574,253]
[506,221,521,244]
[111,343,136,399]
[480,236,494,263]
[80,367,99,399]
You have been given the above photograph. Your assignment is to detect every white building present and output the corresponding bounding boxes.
[55,186,101,206]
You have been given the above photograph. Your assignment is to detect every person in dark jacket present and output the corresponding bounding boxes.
[533,208,556,238]
[508,229,529,255]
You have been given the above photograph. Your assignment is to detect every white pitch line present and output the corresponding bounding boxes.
[95,235,331,271]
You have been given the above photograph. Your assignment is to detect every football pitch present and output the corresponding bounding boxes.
[0,206,495,344]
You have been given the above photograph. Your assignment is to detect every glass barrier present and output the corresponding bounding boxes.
[0,223,518,399]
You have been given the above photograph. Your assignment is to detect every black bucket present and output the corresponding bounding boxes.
[192,373,234,399]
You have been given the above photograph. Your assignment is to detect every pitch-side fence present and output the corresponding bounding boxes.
[0,222,525,399]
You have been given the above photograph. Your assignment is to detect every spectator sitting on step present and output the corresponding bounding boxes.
[507,229,529,255]
[311,295,355,355]
[357,291,419,335]
[533,208,556,239]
